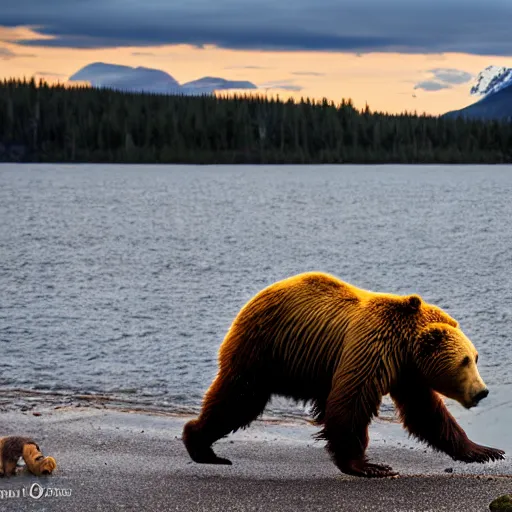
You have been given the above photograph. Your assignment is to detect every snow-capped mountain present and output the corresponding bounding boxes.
[445,64,512,120]
[69,63,257,96]
[445,80,512,121]
[470,65,512,97]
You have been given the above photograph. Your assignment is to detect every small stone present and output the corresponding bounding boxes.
[489,494,512,511]
[32,412,42,417]
[444,468,453,473]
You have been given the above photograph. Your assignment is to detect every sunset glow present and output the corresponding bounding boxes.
[2,0,512,116]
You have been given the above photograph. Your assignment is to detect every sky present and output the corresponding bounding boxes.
[2,0,512,115]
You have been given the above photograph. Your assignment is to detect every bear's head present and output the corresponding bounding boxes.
[413,323,489,409]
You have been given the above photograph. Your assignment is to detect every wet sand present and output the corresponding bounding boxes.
[0,406,509,511]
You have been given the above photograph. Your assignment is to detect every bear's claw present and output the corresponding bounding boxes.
[341,460,399,478]
[453,444,505,464]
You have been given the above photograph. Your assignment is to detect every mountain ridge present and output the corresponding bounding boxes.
[444,81,512,121]
[444,65,512,120]
[69,62,257,96]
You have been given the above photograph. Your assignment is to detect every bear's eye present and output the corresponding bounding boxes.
[461,356,471,367]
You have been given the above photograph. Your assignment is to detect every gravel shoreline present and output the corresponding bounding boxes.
[0,407,509,511]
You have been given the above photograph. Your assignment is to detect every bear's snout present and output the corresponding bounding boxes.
[471,388,489,407]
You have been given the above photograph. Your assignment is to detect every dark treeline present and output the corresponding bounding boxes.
[1,78,511,164]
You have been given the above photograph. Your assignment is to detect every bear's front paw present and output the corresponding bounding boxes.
[34,456,57,476]
[341,460,399,478]
[453,443,505,464]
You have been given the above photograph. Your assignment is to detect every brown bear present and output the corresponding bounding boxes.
[183,272,505,477]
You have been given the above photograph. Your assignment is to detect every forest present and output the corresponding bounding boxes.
[0,78,511,164]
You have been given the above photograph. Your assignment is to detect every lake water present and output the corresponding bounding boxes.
[1,164,512,427]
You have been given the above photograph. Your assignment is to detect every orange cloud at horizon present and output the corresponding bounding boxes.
[2,30,512,115]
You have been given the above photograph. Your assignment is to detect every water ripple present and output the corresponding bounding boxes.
[0,164,511,418]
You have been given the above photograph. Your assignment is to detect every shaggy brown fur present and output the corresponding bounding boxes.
[0,436,56,477]
[183,272,505,477]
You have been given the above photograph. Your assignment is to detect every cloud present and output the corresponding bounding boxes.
[131,51,157,56]
[428,67,473,84]
[274,85,304,91]
[291,71,326,76]
[0,45,34,59]
[259,79,303,91]
[0,25,50,43]
[1,0,512,55]
[414,81,452,91]
[35,70,66,78]
[425,53,447,61]
[414,67,473,92]
[0,47,15,59]
[224,65,269,70]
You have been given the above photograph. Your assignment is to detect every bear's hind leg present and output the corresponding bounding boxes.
[183,373,270,465]
[183,418,231,465]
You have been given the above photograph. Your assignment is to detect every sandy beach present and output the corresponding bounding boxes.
[0,402,509,512]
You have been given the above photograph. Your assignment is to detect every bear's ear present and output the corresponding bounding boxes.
[402,294,422,313]
[418,325,447,355]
